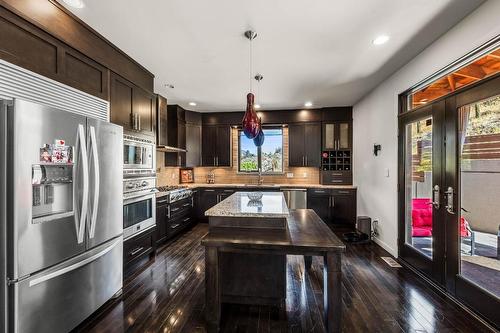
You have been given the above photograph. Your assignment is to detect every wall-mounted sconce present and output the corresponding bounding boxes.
[373,144,381,156]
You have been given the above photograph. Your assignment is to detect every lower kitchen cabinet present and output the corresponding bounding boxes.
[307,188,357,226]
[156,196,195,246]
[197,188,236,222]
[123,226,156,276]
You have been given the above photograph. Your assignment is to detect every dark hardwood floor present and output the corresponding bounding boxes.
[75,223,493,333]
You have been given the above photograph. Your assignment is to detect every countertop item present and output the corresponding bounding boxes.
[205,191,290,218]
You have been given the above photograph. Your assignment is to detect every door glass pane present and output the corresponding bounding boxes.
[324,124,335,149]
[339,123,349,149]
[459,95,500,298]
[404,117,433,258]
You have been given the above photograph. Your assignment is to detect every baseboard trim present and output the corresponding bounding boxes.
[398,258,499,332]
[372,236,398,257]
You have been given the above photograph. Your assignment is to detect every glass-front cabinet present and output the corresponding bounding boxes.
[322,122,351,150]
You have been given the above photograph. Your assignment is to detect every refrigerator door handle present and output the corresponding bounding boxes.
[88,126,99,238]
[28,238,121,287]
[75,124,89,244]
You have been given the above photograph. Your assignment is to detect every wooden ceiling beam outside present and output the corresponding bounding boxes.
[447,75,456,91]
[454,64,486,80]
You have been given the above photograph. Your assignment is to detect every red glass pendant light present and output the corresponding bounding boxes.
[242,30,262,139]
[242,92,260,139]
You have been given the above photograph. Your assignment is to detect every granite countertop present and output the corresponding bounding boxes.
[205,191,290,218]
[185,183,357,189]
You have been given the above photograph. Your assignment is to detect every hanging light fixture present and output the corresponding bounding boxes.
[253,74,265,147]
[242,30,261,139]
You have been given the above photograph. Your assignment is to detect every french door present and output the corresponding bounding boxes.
[399,74,500,327]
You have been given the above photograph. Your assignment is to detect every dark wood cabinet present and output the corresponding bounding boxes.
[322,121,352,151]
[156,94,168,146]
[331,189,357,225]
[155,197,169,247]
[186,123,202,167]
[123,227,156,275]
[164,105,188,167]
[110,73,133,128]
[198,189,219,221]
[0,3,153,101]
[110,72,156,135]
[307,189,331,222]
[202,125,231,167]
[288,124,305,167]
[289,122,321,167]
[307,188,357,226]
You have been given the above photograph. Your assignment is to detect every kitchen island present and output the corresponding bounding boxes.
[202,191,345,333]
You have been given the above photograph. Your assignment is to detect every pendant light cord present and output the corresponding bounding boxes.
[249,36,253,93]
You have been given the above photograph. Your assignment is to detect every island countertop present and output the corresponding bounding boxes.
[205,191,290,218]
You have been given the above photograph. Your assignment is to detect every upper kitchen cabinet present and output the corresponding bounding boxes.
[156,94,168,146]
[110,72,156,136]
[323,121,352,150]
[202,125,231,167]
[288,122,321,167]
[0,2,154,101]
[185,111,202,167]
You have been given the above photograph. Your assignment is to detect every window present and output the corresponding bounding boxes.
[405,46,500,111]
[238,128,283,173]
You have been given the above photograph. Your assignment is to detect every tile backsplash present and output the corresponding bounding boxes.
[156,127,320,186]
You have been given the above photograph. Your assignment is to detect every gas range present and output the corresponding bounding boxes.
[156,185,193,203]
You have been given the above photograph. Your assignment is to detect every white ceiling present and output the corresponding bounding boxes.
[62,0,484,111]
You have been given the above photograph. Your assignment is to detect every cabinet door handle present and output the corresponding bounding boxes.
[305,155,308,166]
[213,157,216,166]
[331,196,335,207]
[328,196,331,207]
[171,207,180,212]
[337,190,350,194]
[302,156,305,166]
[129,247,144,257]
[205,189,215,192]
[182,217,191,222]
[330,180,343,183]
[182,203,191,207]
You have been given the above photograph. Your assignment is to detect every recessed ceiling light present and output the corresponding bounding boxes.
[372,35,390,45]
[62,0,85,8]
[254,104,261,109]
[304,101,313,107]
[188,102,197,106]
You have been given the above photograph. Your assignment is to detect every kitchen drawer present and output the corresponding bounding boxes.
[308,188,332,196]
[123,227,155,266]
[156,196,170,206]
[321,170,352,185]
[168,214,194,238]
[331,189,356,196]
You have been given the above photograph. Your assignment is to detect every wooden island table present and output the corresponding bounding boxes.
[202,191,345,333]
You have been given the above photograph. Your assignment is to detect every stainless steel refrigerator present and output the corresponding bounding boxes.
[0,98,123,333]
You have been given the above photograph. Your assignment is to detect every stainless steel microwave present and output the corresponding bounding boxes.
[123,132,155,176]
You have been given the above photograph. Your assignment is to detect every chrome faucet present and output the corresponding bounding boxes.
[258,168,264,185]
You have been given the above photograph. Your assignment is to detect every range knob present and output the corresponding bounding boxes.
[126,183,134,189]
[141,181,148,187]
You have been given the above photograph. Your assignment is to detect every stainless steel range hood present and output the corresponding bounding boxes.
[156,145,187,153]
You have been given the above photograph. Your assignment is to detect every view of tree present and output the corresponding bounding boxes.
[239,129,283,173]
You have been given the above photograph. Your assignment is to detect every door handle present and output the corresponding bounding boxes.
[432,185,440,209]
[213,157,216,166]
[331,196,335,207]
[75,124,88,244]
[445,186,454,214]
[305,155,308,166]
[88,126,99,239]
[302,156,305,166]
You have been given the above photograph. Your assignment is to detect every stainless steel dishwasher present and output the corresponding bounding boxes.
[281,188,307,209]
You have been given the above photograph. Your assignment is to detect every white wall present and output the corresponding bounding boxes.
[353,0,500,257]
